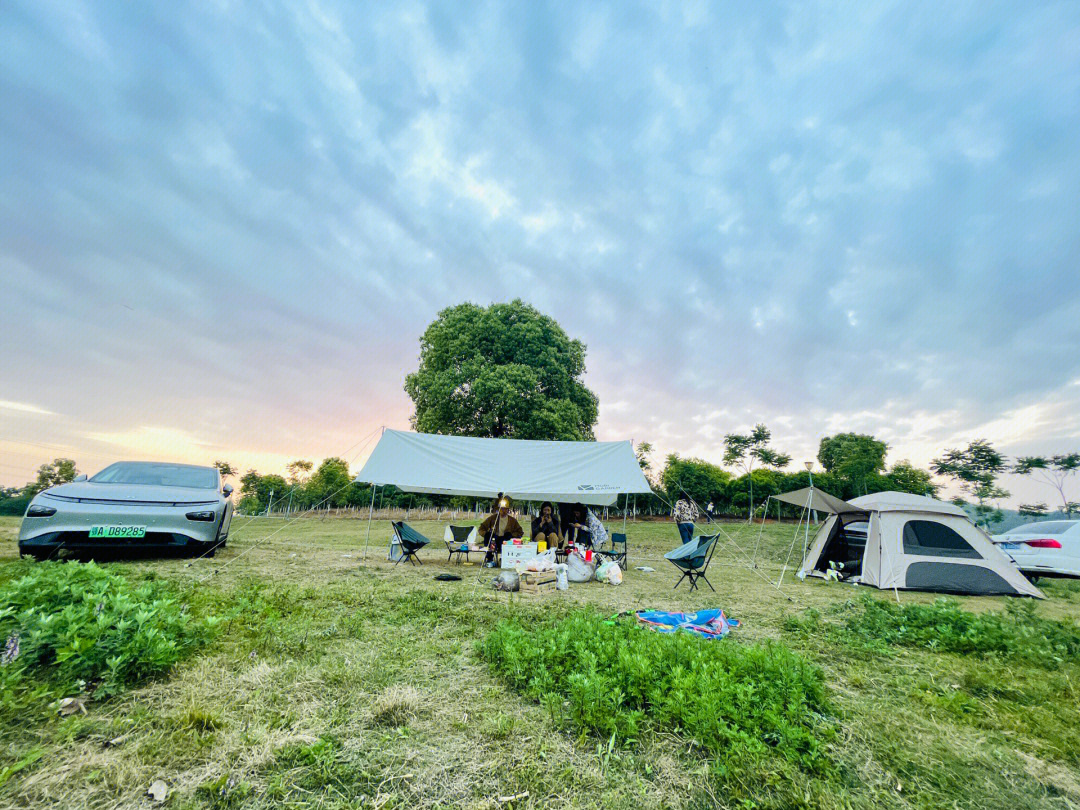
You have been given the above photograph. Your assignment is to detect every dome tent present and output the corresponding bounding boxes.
[794,490,1041,597]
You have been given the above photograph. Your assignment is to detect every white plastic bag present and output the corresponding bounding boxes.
[520,548,557,574]
[555,564,569,591]
[596,560,623,585]
[566,551,595,583]
[493,570,520,591]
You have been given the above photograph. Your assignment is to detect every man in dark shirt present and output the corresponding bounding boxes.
[530,501,562,550]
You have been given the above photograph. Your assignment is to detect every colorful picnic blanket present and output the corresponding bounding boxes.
[635,609,739,639]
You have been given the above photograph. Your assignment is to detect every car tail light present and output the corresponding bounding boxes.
[186,510,217,522]
[26,504,57,517]
[1024,538,1062,549]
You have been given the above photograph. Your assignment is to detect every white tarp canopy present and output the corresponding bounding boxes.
[353,429,654,506]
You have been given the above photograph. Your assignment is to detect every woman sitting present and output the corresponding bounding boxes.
[566,503,608,550]
[531,501,562,550]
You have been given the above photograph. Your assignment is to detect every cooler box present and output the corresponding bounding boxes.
[501,542,538,569]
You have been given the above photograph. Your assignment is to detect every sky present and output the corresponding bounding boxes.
[2,1,1079,508]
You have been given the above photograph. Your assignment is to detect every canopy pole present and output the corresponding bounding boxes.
[363,485,378,561]
[802,468,815,561]
[776,492,810,589]
[750,496,771,569]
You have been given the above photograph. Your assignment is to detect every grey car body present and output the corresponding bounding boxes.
[18,461,233,559]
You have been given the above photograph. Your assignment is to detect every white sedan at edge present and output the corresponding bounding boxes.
[992,520,1080,580]
[18,461,233,560]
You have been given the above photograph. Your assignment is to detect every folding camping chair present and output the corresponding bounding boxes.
[664,533,719,592]
[596,532,628,570]
[444,525,478,563]
[391,521,432,566]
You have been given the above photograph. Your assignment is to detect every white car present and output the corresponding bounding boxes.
[18,461,233,560]
[992,520,1080,579]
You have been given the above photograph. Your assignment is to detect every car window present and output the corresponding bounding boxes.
[1012,521,1077,534]
[90,463,218,489]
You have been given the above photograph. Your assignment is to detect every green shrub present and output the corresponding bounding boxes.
[0,561,219,704]
[480,611,834,777]
[842,596,1080,668]
[784,595,1080,669]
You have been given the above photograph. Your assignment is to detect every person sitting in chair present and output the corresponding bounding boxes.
[479,496,524,567]
[531,501,561,550]
[567,503,607,550]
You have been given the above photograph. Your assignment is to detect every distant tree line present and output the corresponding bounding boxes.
[3,437,1077,528]
[4,303,1079,528]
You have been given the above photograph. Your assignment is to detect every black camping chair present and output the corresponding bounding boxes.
[664,533,719,592]
[445,525,477,563]
[596,532,628,570]
[391,521,432,566]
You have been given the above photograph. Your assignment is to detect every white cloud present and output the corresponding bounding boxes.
[0,400,55,416]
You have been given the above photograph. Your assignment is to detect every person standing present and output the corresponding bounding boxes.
[673,495,698,545]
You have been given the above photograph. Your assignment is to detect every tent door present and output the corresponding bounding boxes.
[814,515,869,577]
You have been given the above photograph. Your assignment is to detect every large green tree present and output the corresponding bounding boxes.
[817,433,888,495]
[885,460,937,496]
[404,300,598,440]
[660,454,732,510]
[931,440,1009,528]
[30,458,79,494]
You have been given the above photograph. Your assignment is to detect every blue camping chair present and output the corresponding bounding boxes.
[664,533,719,592]
[391,521,432,566]
[596,532,628,570]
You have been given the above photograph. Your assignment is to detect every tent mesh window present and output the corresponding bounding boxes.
[902,520,981,559]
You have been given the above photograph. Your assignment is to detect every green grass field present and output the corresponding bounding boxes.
[1,513,1079,809]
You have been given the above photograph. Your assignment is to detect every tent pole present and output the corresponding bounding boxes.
[363,485,377,561]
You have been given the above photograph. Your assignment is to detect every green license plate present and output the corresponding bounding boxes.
[89,525,146,539]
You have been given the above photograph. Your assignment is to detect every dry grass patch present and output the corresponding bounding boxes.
[371,685,425,727]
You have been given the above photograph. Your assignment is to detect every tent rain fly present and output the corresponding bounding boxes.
[353,429,654,506]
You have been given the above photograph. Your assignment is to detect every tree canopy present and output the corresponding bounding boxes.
[404,300,598,441]
[660,454,731,508]
[1013,452,1080,514]
[931,440,1009,528]
[723,424,790,518]
[30,458,78,495]
[817,433,888,494]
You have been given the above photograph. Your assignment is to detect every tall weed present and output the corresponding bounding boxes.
[480,610,834,778]
[0,561,219,706]
[818,595,1080,668]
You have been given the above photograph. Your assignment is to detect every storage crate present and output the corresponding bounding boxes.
[519,571,557,594]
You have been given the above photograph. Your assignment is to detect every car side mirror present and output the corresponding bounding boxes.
[222,483,233,497]
[74,473,88,482]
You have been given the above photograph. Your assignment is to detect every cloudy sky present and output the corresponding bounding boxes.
[2,1,1079,506]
